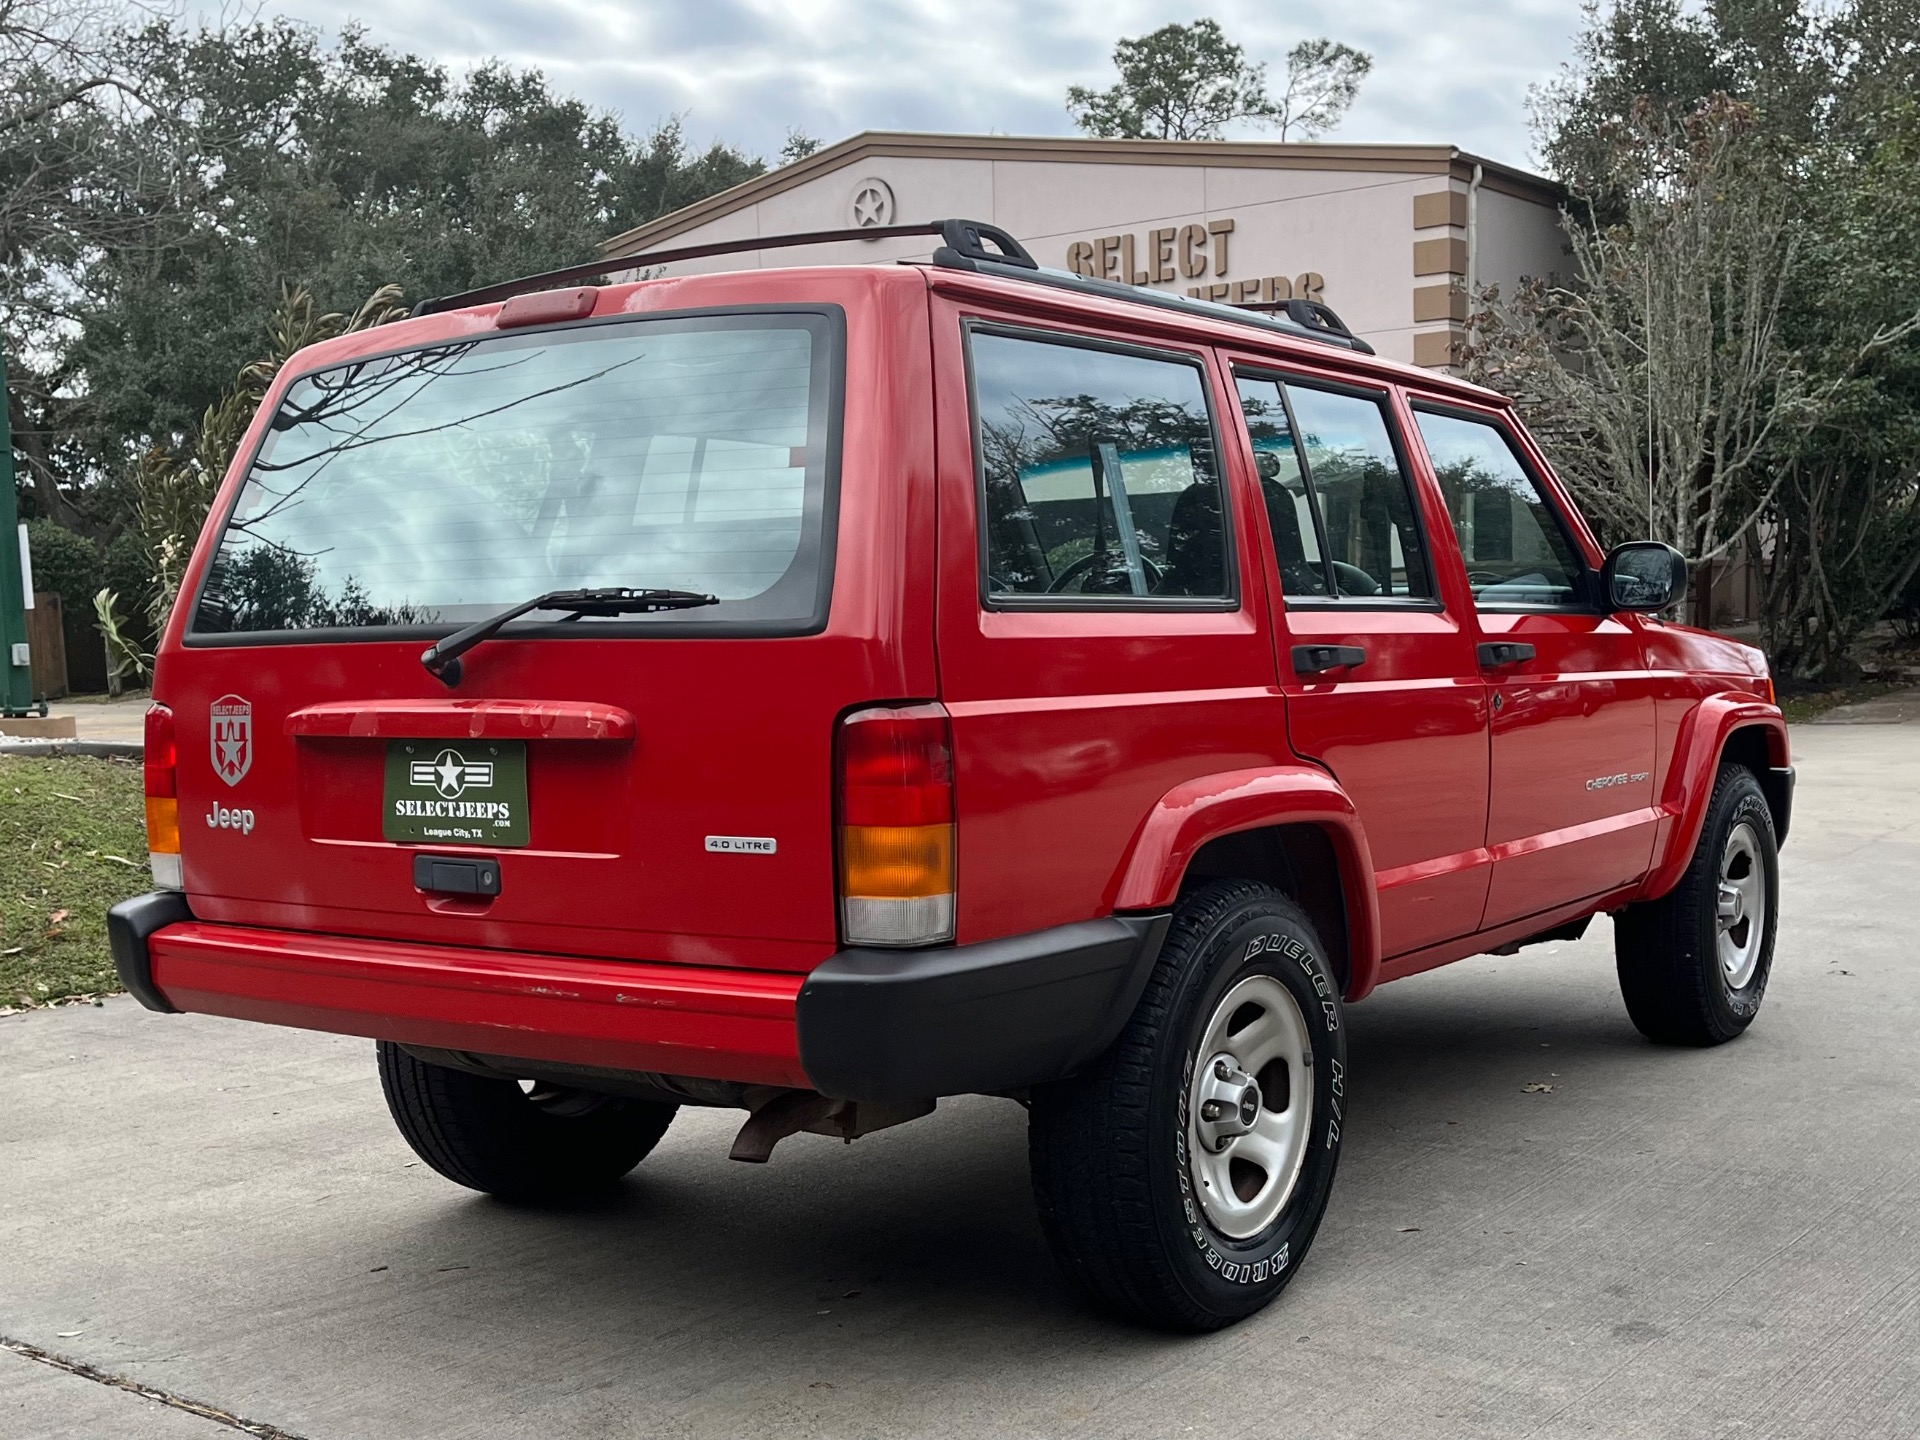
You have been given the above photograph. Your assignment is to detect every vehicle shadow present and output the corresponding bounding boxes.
[313,948,1661,1375]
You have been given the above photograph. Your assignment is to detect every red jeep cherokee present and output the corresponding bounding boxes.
[110,221,1791,1331]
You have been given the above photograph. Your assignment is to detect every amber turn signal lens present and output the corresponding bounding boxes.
[841,822,954,900]
[145,796,180,856]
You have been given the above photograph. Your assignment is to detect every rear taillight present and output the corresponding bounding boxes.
[144,704,182,890]
[837,704,955,947]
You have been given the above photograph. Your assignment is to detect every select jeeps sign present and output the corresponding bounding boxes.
[210,694,253,786]
[383,740,530,848]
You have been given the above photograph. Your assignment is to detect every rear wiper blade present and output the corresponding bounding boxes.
[420,587,719,687]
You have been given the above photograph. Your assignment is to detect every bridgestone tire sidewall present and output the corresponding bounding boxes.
[1156,899,1346,1317]
[1697,777,1780,1027]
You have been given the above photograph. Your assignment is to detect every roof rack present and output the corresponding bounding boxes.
[409,216,1373,356]
[410,219,1036,316]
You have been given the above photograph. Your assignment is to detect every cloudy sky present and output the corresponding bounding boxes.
[231,0,1583,174]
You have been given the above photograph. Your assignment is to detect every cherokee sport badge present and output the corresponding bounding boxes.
[383,740,529,847]
[210,694,253,786]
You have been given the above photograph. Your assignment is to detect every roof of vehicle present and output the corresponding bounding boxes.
[278,263,1508,415]
[378,218,1510,409]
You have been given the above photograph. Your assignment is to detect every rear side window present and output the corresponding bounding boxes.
[190,311,839,638]
[1412,409,1585,608]
[968,329,1231,604]
[1234,375,1434,601]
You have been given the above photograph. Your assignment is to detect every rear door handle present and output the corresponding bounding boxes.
[1477,641,1537,668]
[413,853,502,897]
[1292,644,1367,675]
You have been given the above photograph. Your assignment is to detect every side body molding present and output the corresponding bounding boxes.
[1112,766,1382,1002]
[1639,694,1790,904]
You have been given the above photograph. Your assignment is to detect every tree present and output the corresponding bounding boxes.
[1272,39,1374,141]
[0,1,187,530]
[1466,99,1811,566]
[1485,0,1920,679]
[13,18,777,535]
[1066,19,1370,142]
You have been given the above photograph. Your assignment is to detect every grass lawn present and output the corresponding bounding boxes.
[1,754,151,1011]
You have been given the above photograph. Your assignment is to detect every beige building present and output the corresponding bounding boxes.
[602,131,1568,370]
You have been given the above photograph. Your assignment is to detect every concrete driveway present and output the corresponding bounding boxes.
[4,718,1918,1440]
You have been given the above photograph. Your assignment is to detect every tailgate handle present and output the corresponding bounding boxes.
[1292,644,1367,675]
[1477,641,1537,668]
[413,854,502,897]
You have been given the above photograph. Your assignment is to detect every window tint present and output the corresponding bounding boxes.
[1234,377,1433,600]
[192,314,835,636]
[970,331,1229,601]
[1413,410,1584,608]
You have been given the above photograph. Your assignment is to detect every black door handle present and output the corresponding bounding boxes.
[1293,644,1367,675]
[1478,641,1537,668]
[413,853,502,896]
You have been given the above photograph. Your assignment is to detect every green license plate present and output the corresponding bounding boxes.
[383,740,530,848]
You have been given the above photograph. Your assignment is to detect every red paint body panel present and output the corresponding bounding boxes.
[1639,690,1787,902]
[149,921,808,1087]
[1111,765,1382,1000]
[141,258,1790,1084]
[156,269,938,977]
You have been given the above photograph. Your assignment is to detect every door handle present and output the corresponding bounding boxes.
[1478,641,1537,668]
[413,853,502,897]
[1292,644,1367,675]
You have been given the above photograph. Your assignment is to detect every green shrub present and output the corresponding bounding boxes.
[24,520,103,616]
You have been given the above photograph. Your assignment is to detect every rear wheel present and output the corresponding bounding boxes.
[1615,763,1779,1046]
[377,1042,677,1201]
[1028,880,1346,1331]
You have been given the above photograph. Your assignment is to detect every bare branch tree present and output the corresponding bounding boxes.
[1465,97,1811,569]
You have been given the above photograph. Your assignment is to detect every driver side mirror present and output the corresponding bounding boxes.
[1602,541,1688,613]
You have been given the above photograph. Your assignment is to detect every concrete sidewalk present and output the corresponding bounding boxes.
[46,695,149,745]
[4,721,1918,1440]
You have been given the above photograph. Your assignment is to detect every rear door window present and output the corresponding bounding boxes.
[1233,374,1434,602]
[968,328,1232,604]
[1411,408,1586,608]
[190,310,840,639]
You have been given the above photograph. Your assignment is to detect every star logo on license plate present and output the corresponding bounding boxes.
[410,748,495,798]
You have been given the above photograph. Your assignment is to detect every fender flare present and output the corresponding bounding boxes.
[1111,766,1382,1002]
[1640,694,1789,903]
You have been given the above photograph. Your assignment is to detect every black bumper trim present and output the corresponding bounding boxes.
[1768,765,1796,846]
[796,913,1172,1102]
[107,892,193,1014]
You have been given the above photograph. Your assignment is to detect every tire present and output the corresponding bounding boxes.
[1615,763,1779,1046]
[1028,880,1347,1331]
[376,1042,678,1201]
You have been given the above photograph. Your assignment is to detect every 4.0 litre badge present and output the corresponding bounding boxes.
[383,740,529,847]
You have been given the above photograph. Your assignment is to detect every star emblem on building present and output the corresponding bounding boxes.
[850,181,892,227]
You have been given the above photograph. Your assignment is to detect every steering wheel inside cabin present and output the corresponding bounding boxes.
[1046,551,1165,595]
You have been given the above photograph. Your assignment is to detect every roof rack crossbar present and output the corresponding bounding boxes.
[411,219,1037,317]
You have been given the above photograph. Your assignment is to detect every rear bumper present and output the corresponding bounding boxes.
[106,898,1170,1100]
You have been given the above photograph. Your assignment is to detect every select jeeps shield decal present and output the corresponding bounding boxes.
[210,694,253,786]
[383,740,529,848]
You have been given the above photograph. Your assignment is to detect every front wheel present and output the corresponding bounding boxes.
[1028,881,1347,1331]
[377,1043,677,1202]
[1615,763,1779,1045]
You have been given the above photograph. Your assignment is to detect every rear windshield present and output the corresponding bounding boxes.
[190,310,839,638]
